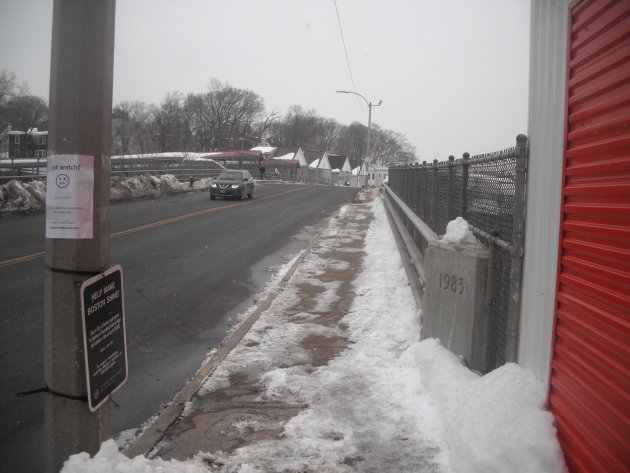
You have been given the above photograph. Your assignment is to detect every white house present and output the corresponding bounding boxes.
[366,164,388,187]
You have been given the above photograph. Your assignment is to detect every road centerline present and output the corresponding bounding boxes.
[0,186,307,269]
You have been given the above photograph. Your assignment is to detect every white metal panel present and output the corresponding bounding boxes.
[519,0,569,384]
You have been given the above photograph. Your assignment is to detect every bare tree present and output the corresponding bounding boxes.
[108,78,418,161]
[2,95,48,131]
[336,121,367,162]
[0,69,33,131]
[113,100,157,154]
[190,80,267,150]
[252,111,279,146]
[154,92,184,151]
[0,70,18,112]
[369,125,417,165]
[183,93,206,151]
[315,117,340,151]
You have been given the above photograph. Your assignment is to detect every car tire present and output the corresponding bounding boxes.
[210,194,215,200]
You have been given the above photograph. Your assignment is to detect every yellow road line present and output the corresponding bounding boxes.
[0,186,306,269]
[0,252,46,268]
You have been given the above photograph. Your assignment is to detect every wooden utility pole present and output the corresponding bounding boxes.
[44,1,116,471]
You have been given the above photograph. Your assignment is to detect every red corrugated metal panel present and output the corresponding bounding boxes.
[550,1,630,472]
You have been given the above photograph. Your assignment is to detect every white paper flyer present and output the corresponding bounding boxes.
[45,154,94,239]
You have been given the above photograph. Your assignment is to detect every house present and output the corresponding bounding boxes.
[301,149,328,184]
[0,128,48,159]
[326,154,352,185]
[365,164,388,187]
[260,147,300,180]
[521,2,629,471]
[250,146,309,181]
[313,152,333,184]
[350,162,368,188]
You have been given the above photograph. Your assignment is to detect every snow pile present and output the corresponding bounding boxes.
[0,174,213,214]
[414,340,566,473]
[109,174,184,200]
[61,439,209,473]
[59,197,566,473]
[109,174,212,200]
[0,179,46,213]
[441,216,478,244]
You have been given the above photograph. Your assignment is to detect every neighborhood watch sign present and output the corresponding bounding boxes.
[45,154,94,239]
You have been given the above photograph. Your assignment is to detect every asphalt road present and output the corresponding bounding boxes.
[0,182,359,472]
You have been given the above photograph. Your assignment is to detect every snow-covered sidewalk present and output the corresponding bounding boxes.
[61,192,566,473]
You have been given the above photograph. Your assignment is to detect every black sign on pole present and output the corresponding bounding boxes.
[80,264,128,412]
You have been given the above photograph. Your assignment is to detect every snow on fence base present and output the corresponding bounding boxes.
[421,238,489,372]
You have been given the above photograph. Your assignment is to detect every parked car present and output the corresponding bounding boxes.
[209,170,255,200]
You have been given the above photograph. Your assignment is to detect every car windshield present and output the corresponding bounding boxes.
[217,172,243,181]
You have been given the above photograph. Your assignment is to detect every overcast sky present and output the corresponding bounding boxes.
[0,0,531,160]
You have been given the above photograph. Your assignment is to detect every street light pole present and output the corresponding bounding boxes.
[336,90,382,164]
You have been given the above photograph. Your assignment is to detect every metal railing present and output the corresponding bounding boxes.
[386,134,528,372]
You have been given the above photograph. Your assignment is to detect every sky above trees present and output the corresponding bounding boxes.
[0,0,530,161]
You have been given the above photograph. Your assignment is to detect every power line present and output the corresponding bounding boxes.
[333,0,362,109]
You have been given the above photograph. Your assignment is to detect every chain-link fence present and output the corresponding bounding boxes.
[387,135,528,372]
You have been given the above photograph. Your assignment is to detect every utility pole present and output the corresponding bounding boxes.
[44,1,116,472]
[366,102,372,165]
[335,90,382,164]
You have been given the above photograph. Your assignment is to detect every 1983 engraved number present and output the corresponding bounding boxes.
[439,273,465,295]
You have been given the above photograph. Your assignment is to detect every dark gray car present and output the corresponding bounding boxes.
[209,170,255,200]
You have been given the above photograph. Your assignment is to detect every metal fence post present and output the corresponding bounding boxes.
[413,163,420,214]
[461,152,470,218]
[505,134,528,363]
[447,155,455,220]
[431,159,438,228]
[419,161,428,220]
[482,229,499,372]
[405,167,413,205]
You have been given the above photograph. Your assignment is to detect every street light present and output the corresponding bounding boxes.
[336,90,382,164]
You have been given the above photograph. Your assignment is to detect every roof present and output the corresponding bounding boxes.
[327,154,349,171]
[208,150,262,160]
[270,146,299,159]
[250,146,277,155]
[348,157,362,170]
[113,152,219,160]
[302,149,326,166]
[5,129,48,136]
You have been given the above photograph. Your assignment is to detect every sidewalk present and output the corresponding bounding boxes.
[151,195,372,462]
[130,187,446,472]
[62,189,565,473]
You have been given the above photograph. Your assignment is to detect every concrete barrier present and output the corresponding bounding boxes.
[421,239,488,372]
